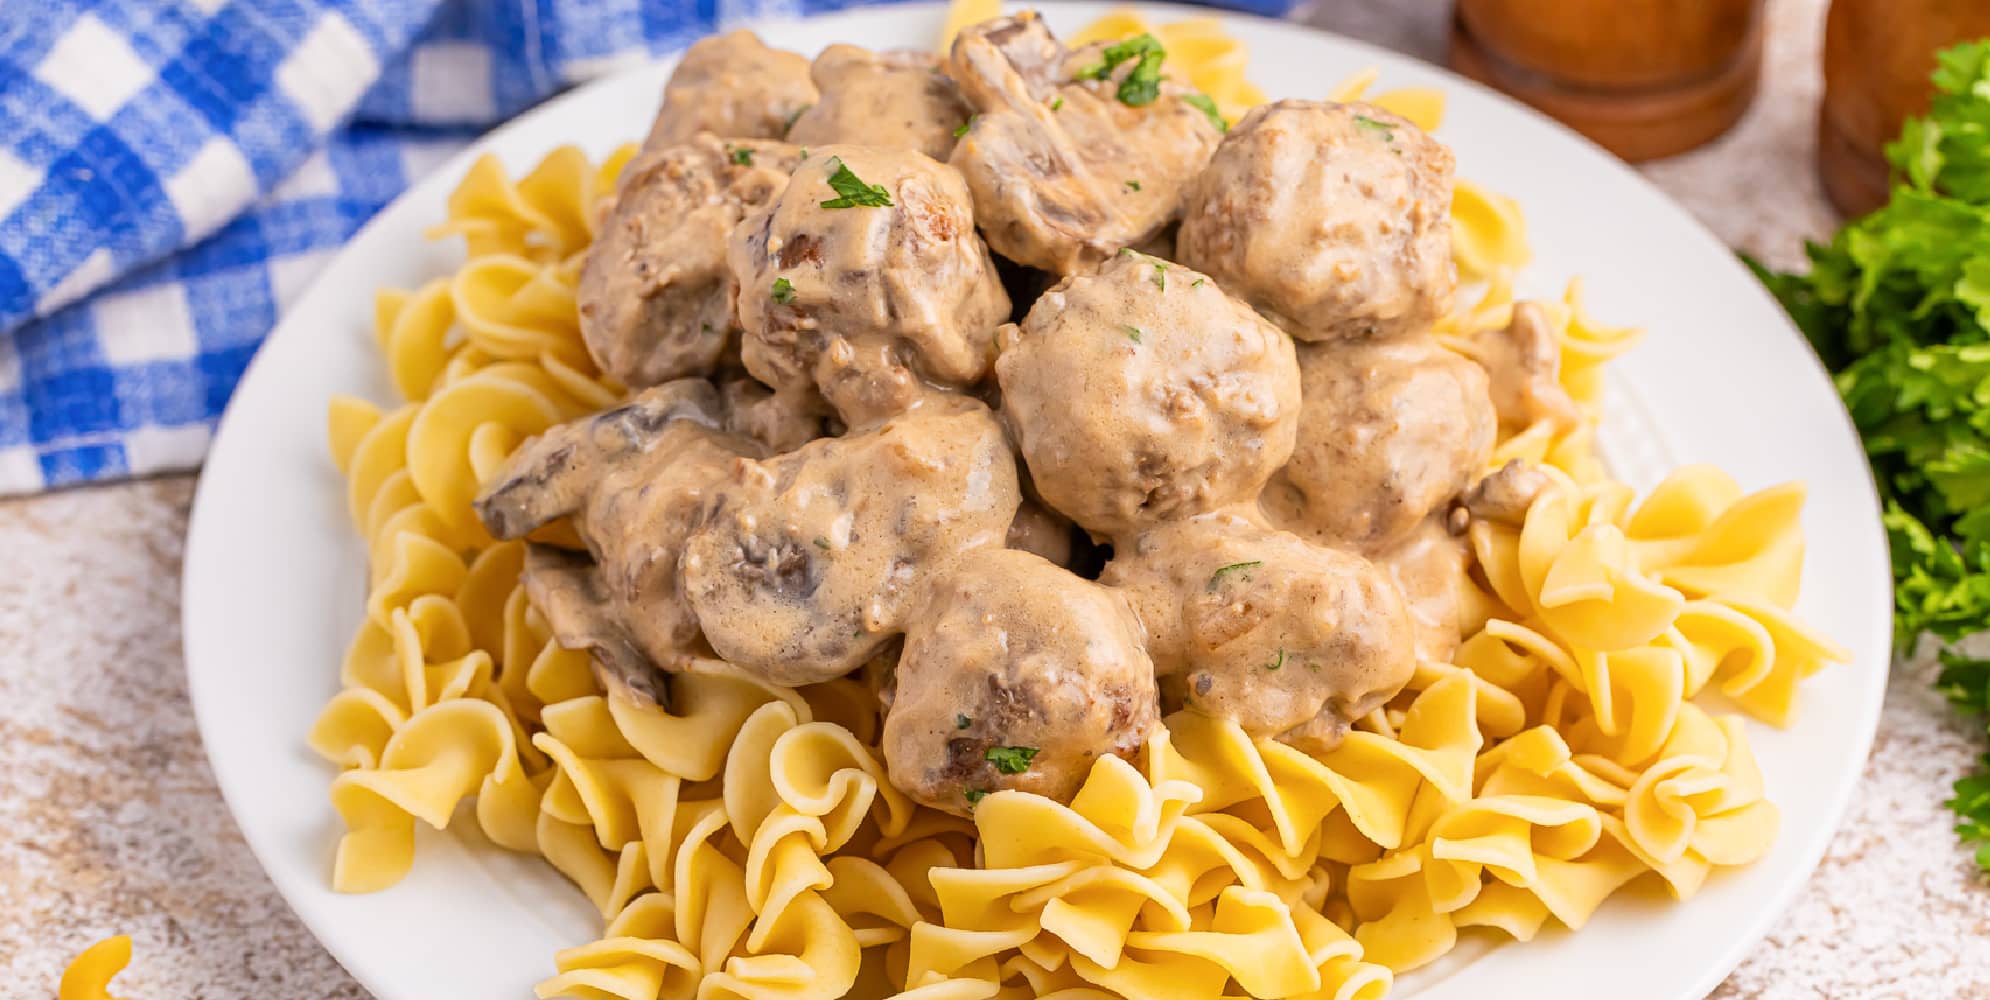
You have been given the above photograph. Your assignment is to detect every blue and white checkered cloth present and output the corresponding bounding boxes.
[0,0,1294,495]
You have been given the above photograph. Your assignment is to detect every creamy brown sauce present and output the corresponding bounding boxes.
[497,20,1569,804]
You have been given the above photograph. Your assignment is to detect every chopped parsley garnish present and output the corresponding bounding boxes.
[1206,560,1262,591]
[1125,179,1142,192]
[1122,324,1143,344]
[1050,96,1065,112]
[964,788,988,806]
[1077,34,1167,107]
[1118,247,1137,258]
[1191,277,1206,288]
[1182,92,1228,132]
[728,145,754,166]
[771,277,795,304]
[799,147,809,159]
[985,745,1039,775]
[1151,261,1166,289]
[956,713,972,730]
[954,116,977,138]
[813,536,831,550]
[1264,648,1285,671]
[820,157,894,208]
[1353,114,1395,140]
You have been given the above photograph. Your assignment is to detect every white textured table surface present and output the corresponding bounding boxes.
[6,0,1989,996]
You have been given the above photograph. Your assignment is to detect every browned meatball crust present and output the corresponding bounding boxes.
[643,30,817,151]
[994,249,1300,540]
[945,13,1221,274]
[1177,100,1455,342]
[885,549,1160,815]
[679,397,1021,686]
[730,144,1011,424]
[579,136,800,388]
[1262,335,1495,554]
[1102,510,1416,753]
[787,45,972,160]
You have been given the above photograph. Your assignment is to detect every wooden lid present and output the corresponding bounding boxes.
[1447,12,1763,163]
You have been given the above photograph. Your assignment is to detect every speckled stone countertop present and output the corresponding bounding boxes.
[4,0,1988,996]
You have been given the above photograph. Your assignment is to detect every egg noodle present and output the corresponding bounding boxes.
[309,8,1850,999]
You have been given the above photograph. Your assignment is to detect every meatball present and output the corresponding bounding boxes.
[643,31,817,151]
[730,144,1011,424]
[1262,335,1495,554]
[1101,510,1416,753]
[1177,100,1455,342]
[679,397,1021,686]
[473,381,759,680]
[995,249,1301,540]
[945,13,1222,274]
[885,549,1160,815]
[787,46,971,161]
[579,136,800,388]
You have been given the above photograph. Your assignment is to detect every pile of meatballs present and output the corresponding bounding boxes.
[474,11,1564,818]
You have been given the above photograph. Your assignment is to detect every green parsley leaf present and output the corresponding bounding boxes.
[1206,560,1262,591]
[1050,96,1064,112]
[1749,39,1990,872]
[1125,179,1142,192]
[954,115,977,139]
[1264,648,1285,671]
[1151,261,1166,289]
[1353,114,1395,140]
[728,145,754,166]
[771,277,795,304]
[956,714,972,730]
[1122,324,1143,344]
[985,745,1039,775]
[1182,92,1228,132]
[1076,34,1167,107]
[964,788,988,806]
[813,536,831,550]
[1191,277,1206,288]
[820,157,894,209]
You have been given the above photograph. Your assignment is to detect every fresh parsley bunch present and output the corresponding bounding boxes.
[1750,40,1990,868]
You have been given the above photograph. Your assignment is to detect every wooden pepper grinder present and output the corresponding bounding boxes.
[1448,0,1766,162]
[1819,0,1990,217]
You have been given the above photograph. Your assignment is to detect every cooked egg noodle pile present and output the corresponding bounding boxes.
[311,15,1848,1000]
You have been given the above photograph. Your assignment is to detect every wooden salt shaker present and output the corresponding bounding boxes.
[1448,0,1766,162]
[1819,0,1990,217]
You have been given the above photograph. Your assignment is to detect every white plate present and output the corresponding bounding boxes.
[182,4,1894,998]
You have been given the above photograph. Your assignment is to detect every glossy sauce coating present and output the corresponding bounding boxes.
[1177,100,1456,341]
[995,250,1301,540]
[885,548,1160,815]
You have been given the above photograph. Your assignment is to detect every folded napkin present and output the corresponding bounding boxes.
[0,0,1295,496]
